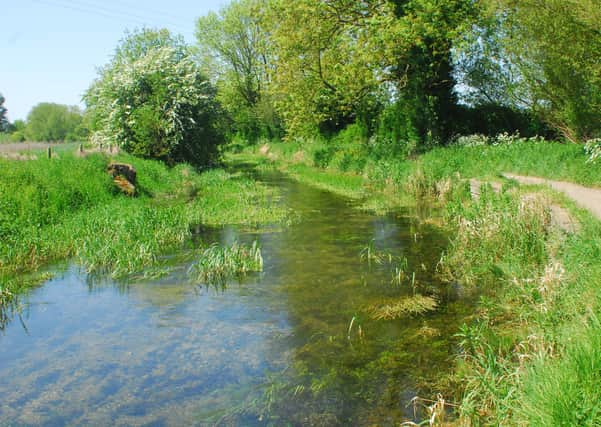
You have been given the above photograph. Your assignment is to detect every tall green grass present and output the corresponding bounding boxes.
[251,138,601,205]
[373,140,601,188]
[439,177,601,425]
[517,315,601,427]
[0,152,288,306]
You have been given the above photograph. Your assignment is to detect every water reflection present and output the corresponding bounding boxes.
[0,171,472,426]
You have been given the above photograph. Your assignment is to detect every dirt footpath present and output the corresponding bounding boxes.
[503,173,601,220]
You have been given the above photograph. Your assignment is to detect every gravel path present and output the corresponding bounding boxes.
[502,173,601,220]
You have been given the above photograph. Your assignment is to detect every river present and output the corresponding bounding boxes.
[0,167,473,426]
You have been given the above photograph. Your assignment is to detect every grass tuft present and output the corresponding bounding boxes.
[189,241,263,285]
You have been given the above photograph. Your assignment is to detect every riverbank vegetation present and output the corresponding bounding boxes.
[238,137,601,425]
[189,240,263,286]
[0,152,288,307]
[2,0,601,424]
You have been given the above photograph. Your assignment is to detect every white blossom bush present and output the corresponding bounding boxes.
[584,138,601,163]
[85,29,224,167]
[451,134,490,147]
[451,133,547,148]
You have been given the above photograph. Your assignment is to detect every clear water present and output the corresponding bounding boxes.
[0,169,474,426]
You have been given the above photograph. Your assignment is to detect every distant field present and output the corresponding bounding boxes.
[0,142,80,155]
[0,142,81,152]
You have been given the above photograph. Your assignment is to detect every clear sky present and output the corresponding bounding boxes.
[1,0,227,121]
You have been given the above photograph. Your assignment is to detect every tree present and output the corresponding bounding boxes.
[196,0,278,139]
[0,93,8,132]
[25,102,85,142]
[8,119,26,142]
[266,0,399,136]
[263,0,477,144]
[383,0,478,146]
[481,0,601,141]
[85,28,224,167]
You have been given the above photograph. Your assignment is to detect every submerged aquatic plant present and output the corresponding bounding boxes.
[367,295,438,320]
[360,239,398,267]
[390,258,410,286]
[189,241,263,285]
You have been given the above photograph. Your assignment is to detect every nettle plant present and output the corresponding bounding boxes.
[86,29,224,168]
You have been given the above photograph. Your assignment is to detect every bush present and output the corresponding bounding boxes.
[315,123,369,172]
[584,138,601,163]
[85,29,224,168]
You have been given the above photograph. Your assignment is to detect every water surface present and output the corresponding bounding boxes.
[0,169,473,426]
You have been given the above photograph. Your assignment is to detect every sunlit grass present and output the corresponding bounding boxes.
[0,153,289,307]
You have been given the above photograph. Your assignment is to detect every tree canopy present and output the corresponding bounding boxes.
[481,0,601,141]
[196,0,278,139]
[25,102,86,142]
[85,28,224,167]
[266,0,401,135]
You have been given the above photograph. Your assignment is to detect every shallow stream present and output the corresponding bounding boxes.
[0,167,474,426]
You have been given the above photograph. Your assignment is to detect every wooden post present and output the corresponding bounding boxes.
[47,146,52,159]
[79,143,83,153]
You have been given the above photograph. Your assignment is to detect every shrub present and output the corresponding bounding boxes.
[584,138,601,164]
[85,29,224,168]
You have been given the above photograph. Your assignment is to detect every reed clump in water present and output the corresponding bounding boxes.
[189,241,263,285]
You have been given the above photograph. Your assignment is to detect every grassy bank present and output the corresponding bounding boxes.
[0,152,288,307]
[239,138,601,425]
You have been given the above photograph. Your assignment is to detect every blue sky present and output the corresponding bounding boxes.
[2,0,226,121]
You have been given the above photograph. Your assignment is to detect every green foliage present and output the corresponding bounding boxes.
[0,93,8,132]
[386,0,479,145]
[371,101,421,159]
[195,0,280,140]
[256,0,480,144]
[441,187,550,286]
[517,316,601,427]
[7,119,26,142]
[24,102,86,142]
[483,0,601,141]
[453,103,553,139]
[85,28,224,168]
[327,123,369,172]
[266,0,400,136]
